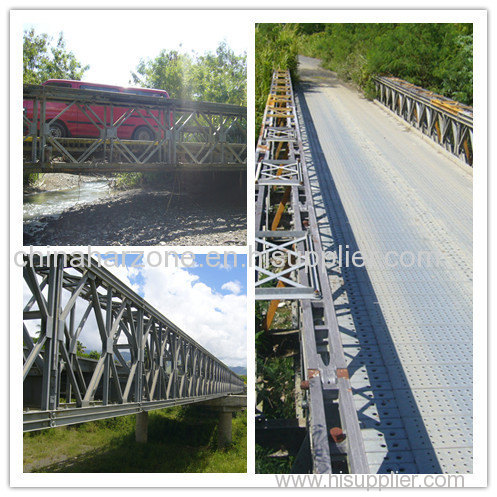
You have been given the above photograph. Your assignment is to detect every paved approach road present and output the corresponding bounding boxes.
[297,56,472,473]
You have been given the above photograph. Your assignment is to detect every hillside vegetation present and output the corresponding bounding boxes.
[255,24,299,136]
[296,23,473,105]
[24,406,246,473]
[255,23,473,133]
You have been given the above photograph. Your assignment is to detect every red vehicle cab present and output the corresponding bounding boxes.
[24,79,170,141]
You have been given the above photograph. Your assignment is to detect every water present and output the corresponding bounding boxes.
[23,180,111,222]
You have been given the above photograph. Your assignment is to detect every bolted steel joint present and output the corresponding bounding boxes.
[307,369,320,379]
[329,427,346,443]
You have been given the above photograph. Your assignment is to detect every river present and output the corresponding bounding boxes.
[23,179,111,222]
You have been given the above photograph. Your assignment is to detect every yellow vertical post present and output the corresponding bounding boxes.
[271,186,291,231]
[263,281,286,331]
[435,120,441,142]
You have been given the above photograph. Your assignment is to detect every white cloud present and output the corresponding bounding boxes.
[221,280,242,295]
[108,264,247,367]
[105,263,141,294]
[23,264,247,368]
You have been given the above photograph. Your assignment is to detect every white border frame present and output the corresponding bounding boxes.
[8,6,488,489]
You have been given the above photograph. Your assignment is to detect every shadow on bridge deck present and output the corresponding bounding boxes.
[297,83,442,474]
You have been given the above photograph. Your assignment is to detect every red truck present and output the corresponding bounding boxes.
[23,80,170,140]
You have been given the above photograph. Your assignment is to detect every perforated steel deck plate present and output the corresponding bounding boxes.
[296,64,473,474]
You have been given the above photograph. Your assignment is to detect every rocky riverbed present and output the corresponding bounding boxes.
[23,187,246,246]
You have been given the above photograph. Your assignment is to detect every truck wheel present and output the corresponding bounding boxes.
[133,126,154,141]
[48,121,67,138]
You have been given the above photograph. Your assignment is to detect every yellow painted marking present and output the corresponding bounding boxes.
[263,281,286,331]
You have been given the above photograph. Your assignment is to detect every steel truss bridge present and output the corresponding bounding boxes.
[23,255,244,432]
[255,70,369,474]
[374,76,473,166]
[23,85,247,174]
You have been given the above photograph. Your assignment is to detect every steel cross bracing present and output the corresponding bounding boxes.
[374,76,473,166]
[23,85,247,174]
[255,70,369,474]
[23,255,244,432]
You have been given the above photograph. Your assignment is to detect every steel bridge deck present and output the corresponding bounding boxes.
[297,56,472,474]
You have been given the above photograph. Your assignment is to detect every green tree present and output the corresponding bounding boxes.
[434,32,473,104]
[294,23,473,105]
[86,350,101,360]
[293,23,326,35]
[130,41,246,105]
[131,49,194,100]
[23,28,89,84]
[255,24,299,135]
[76,341,85,356]
[189,41,247,105]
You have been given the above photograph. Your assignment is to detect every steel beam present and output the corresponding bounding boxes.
[23,84,247,173]
[23,255,244,431]
[373,76,473,165]
[255,70,369,474]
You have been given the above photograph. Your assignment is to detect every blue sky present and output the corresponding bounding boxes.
[100,252,246,297]
[187,253,246,296]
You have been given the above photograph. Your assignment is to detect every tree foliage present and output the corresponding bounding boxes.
[255,24,299,136]
[75,341,101,360]
[296,23,473,105]
[130,41,246,106]
[23,28,89,84]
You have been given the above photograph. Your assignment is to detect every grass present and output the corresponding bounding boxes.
[23,405,246,473]
[23,172,41,187]
[255,444,295,474]
[113,172,144,189]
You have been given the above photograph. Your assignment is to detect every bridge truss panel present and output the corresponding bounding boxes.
[23,85,247,173]
[255,70,369,474]
[374,76,473,166]
[23,255,244,431]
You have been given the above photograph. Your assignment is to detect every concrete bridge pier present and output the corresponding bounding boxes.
[217,409,234,447]
[201,395,247,448]
[133,396,246,446]
[135,411,149,444]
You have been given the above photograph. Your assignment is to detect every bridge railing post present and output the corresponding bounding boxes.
[32,95,38,163]
[39,95,47,165]
[171,107,177,165]
[41,255,64,412]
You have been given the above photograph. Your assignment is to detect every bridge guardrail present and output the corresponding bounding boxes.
[255,70,369,474]
[23,254,244,431]
[373,76,473,166]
